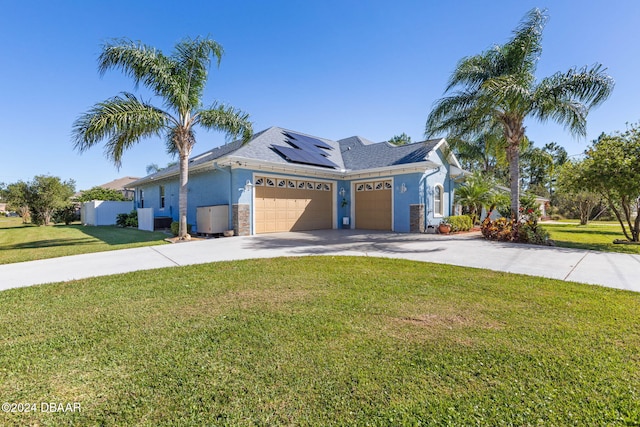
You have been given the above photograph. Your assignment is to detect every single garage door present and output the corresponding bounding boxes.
[355,180,392,230]
[254,176,333,234]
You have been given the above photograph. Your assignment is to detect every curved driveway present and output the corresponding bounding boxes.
[0,230,638,292]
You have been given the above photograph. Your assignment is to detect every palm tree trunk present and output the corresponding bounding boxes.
[507,143,520,220]
[178,152,189,239]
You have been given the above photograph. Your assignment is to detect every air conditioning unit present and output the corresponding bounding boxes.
[196,205,229,235]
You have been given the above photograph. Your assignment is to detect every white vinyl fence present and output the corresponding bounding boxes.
[81,201,134,226]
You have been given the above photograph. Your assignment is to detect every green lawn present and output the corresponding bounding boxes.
[0,216,168,264]
[1,257,638,426]
[541,221,640,254]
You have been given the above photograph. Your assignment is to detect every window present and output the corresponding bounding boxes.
[434,184,444,216]
[159,186,165,208]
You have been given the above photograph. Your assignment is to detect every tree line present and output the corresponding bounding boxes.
[0,177,129,226]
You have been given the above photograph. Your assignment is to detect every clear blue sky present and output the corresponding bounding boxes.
[1,1,638,191]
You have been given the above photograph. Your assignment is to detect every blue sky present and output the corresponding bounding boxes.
[1,1,639,191]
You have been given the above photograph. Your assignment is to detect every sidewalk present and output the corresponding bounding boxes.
[0,230,638,293]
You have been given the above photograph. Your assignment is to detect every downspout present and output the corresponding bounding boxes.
[214,162,233,231]
[422,166,441,233]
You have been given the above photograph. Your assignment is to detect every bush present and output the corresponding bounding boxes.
[445,215,473,232]
[481,217,551,245]
[53,204,79,225]
[170,221,193,236]
[116,210,138,228]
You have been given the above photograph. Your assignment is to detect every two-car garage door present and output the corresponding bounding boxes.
[254,176,333,234]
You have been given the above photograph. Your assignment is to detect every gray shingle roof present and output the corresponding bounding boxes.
[338,136,442,170]
[131,126,445,186]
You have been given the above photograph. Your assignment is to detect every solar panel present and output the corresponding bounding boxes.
[272,145,338,168]
[284,131,333,150]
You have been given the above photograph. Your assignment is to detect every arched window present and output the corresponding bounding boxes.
[434,184,444,216]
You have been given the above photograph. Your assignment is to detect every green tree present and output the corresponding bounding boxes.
[520,144,553,195]
[425,8,613,219]
[73,37,253,239]
[77,186,127,202]
[555,160,600,225]
[580,127,640,241]
[389,133,412,146]
[23,175,75,226]
[5,181,30,222]
[449,127,505,175]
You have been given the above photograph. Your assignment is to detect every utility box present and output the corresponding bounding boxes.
[196,205,229,235]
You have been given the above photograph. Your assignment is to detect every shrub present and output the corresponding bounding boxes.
[516,220,550,245]
[445,215,473,232]
[170,221,192,236]
[53,204,79,225]
[116,210,138,228]
[481,217,551,245]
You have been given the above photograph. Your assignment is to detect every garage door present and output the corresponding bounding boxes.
[355,180,392,230]
[254,176,333,234]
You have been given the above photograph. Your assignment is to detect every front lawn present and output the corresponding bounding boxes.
[0,216,168,264]
[542,221,640,254]
[1,257,638,426]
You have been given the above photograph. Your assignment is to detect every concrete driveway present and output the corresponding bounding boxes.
[0,230,638,292]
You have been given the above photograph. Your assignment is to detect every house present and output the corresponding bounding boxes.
[96,177,139,200]
[130,127,464,235]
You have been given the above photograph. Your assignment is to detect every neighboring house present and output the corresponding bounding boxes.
[130,127,464,235]
[97,177,139,200]
[0,203,6,213]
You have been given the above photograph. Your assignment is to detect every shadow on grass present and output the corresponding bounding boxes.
[71,225,167,246]
[4,237,96,250]
[0,224,166,251]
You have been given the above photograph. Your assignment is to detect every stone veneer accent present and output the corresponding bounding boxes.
[410,204,425,233]
[233,204,251,236]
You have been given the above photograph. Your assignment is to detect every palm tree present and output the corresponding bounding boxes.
[73,37,253,239]
[454,171,494,224]
[425,8,613,219]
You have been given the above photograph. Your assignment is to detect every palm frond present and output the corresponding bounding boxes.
[505,8,547,75]
[99,39,183,112]
[172,37,224,112]
[531,65,614,137]
[196,103,253,143]
[72,93,170,167]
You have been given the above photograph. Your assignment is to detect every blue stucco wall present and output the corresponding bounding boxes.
[390,151,456,232]
[135,168,232,229]
[336,179,350,228]
[133,147,458,234]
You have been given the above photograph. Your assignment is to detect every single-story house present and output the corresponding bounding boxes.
[130,127,465,235]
